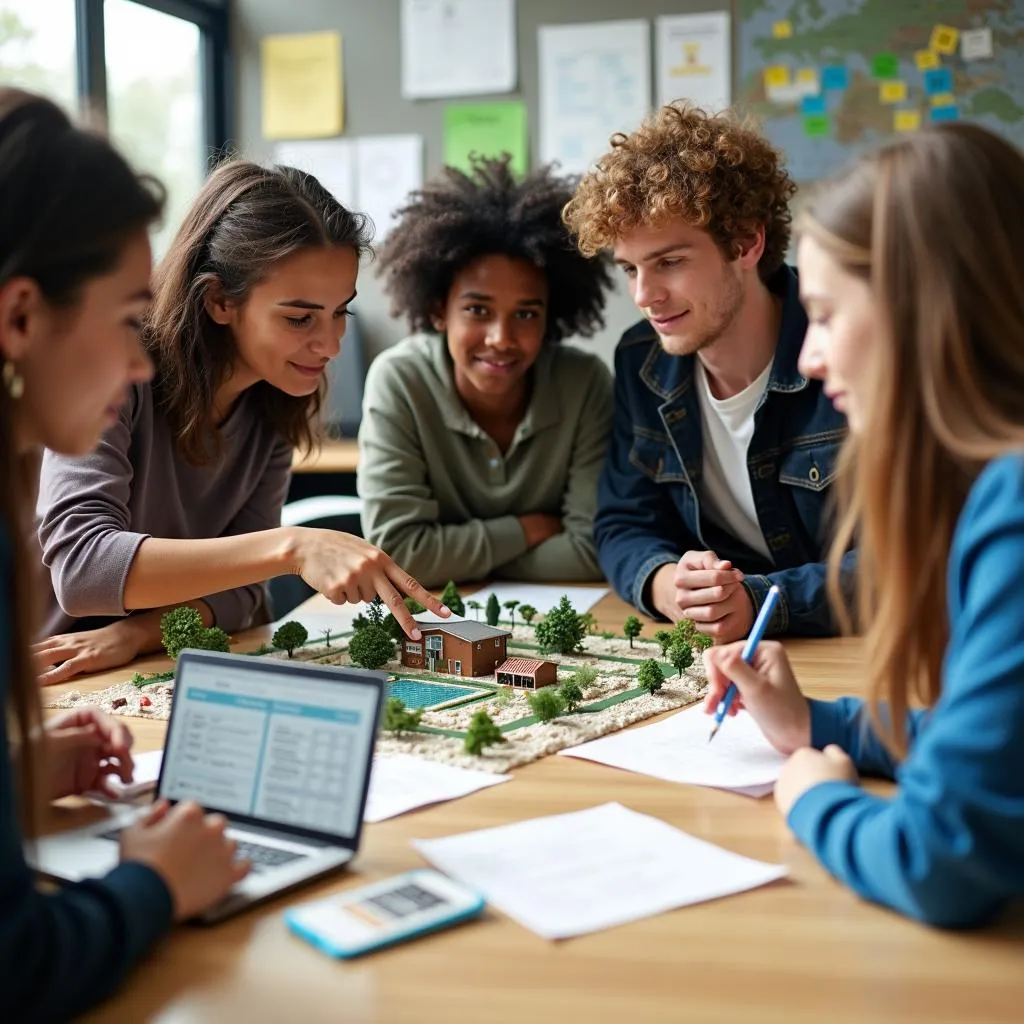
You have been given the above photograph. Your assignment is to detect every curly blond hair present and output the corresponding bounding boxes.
[563,103,797,280]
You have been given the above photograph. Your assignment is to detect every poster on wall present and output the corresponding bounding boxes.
[538,19,651,177]
[401,0,517,99]
[355,135,424,242]
[656,12,731,111]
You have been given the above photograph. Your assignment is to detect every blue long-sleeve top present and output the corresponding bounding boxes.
[788,454,1024,928]
[0,529,173,1021]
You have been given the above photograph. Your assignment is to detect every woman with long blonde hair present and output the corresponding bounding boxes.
[703,122,1024,928]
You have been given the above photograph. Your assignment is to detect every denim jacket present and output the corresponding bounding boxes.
[594,265,848,636]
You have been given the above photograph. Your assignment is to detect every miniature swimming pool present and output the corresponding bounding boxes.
[388,678,479,709]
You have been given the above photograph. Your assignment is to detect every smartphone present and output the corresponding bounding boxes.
[284,868,485,958]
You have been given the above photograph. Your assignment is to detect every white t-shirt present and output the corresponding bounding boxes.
[694,358,774,563]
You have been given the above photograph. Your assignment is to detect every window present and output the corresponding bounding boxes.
[404,642,422,654]
[0,0,78,112]
[495,639,502,647]
[426,635,443,652]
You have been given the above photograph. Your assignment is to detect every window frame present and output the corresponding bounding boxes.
[75,0,231,164]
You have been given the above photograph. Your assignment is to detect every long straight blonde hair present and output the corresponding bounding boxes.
[800,124,1024,757]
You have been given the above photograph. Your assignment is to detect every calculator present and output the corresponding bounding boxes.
[284,869,486,958]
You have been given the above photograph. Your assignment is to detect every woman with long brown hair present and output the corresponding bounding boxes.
[703,123,1024,928]
[34,160,446,683]
[0,89,247,1019]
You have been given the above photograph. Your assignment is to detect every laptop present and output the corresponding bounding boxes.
[30,649,386,923]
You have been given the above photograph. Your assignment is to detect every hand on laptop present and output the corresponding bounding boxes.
[284,527,450,638]
[43,707,135,801]
[122,799,251,922]
[651,551,754,643]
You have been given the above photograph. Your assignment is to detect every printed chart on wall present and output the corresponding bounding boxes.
[737,0,1024,182]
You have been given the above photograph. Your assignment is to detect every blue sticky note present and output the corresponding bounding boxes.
[801,95,826,115]
[931,104,960,122]
[821,65,848,90]
[923,67,953,95]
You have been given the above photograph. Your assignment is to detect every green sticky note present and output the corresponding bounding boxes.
[872,52,900,79]
[803,113,831,137]
[444,101,528,177]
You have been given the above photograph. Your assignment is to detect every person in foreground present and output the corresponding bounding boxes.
[0,89,246,1020]
[360,155,614,587]
[35,158,446,683]
[564,103,848,644]
[704,123,1024,928]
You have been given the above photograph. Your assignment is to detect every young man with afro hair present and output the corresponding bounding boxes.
[563,103,848,642]
[358,155,615,587]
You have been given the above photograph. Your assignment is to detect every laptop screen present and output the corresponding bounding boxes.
[160,657,379,841]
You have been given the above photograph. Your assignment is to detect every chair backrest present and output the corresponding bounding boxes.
[323,309,367,437]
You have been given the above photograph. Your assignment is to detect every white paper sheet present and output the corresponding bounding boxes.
[414,802,786,939]
[960,27,993,61]
[559,705,787,791]
[539,19,651,176]
[355,135,424,241]
[463,583,609,617]
[88,749,164,803]
[365,754,509,822]
[655,12,731,110]
[401,0,517,98]
[273,139,357,208]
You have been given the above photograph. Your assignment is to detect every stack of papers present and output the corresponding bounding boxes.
[558,705,787,798]
[365,755,509,822]
[414,802,786,939]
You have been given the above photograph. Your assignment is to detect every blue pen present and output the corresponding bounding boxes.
[707,584,781,743]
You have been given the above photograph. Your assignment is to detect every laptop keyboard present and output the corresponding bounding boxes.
[98,830,308,873]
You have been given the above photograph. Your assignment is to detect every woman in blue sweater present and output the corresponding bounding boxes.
[703,123,1024,928]
[0,91,247,1018]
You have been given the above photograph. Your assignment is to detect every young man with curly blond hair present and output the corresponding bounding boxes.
[563,103,847,642]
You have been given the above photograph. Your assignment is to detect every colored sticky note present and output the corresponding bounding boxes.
[772,20,793,39]
[961,27,993,61]
[764,66,791,89]
[261,31,344,140]
[443,101,528,177]
[879,80,908,103]
[930,92,956,108]
[795,68,820,97]
[923,67,953,95]
[821,65,849,91]
[894,109,921,133]
[801,95,826,115]
[930,24,959,55]
[803,114,830,138]
[915,50,940,71]
[872,52,900,79]
[931,105,959,122]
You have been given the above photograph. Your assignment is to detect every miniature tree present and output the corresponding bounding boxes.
[195,626,231,654]
[692,631,714,654]
[383,697,423,735]
[503,599,520,627]
[321,627,333,648]
[160,606,205,660]
[347,624,396,670]
[467,599,483,620]
[440,580,465,617]
[534,595,587,655]
[557,677,583,714]
[527,687,564,723]
[579,612,598,635]
[464,709,506,755]
[674,618,697,642]
[572,666,599,695]
[623,615,643,648]
[485,593,501,626]
[669,637,694,677]
[365,596,387,626]
[519,604,537,626]
[637,659,665,695]
[272,621,308,658]
[654,629,674,658]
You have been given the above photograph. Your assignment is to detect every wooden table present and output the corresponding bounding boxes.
[292,439,359,474]
[45,589,1023,1024]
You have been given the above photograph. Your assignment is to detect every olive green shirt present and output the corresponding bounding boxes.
[357,333,612,587]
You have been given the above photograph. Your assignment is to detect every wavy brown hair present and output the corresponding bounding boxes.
[563,102,796,279]
[802,124,1024,757]
[0,89,162,832]
[145,160,372,464]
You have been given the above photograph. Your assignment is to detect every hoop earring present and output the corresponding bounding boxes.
[3,359,23,400]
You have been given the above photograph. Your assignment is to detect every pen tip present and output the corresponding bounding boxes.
[707,726,718,743]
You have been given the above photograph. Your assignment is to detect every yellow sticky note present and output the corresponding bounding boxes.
[929,92,956,108]
[261,31,344,140]
[930,24,959,55]
[772,20,793,39]
[880,80,908,103]
[764,66,791,89]
[894,110,921,133]
[796,67,819,85]
[915,49,940,71]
